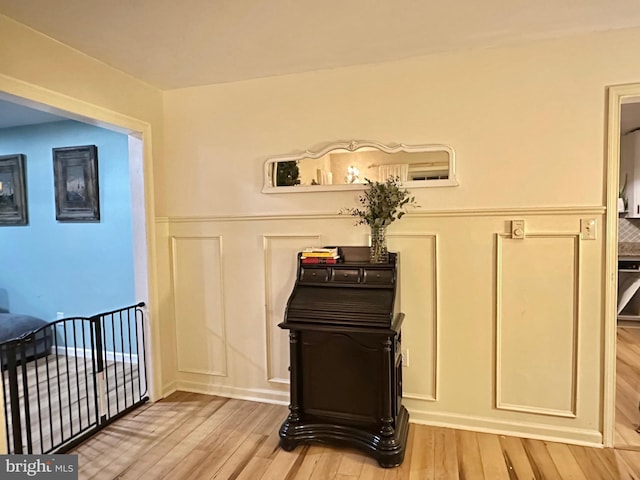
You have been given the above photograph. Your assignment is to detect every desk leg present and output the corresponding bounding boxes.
[287,330,301,423]
[380,336,395,443]
[279,330,301,451]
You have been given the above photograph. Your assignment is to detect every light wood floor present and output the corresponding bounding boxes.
[3,354,142,454]
[617,326,640,449]
[70,391,640,479]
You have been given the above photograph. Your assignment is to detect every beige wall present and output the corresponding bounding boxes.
[159,28,640,445]
[161,29,640,218]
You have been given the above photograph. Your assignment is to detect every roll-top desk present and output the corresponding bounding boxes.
[278,246,409,468]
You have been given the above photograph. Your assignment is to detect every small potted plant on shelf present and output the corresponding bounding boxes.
[340,177,419,263]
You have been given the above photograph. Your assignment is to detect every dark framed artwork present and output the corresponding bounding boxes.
[0,154,28,226]
[53,145,100,222]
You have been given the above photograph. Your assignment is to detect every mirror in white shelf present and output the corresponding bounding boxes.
[262,140,458,193]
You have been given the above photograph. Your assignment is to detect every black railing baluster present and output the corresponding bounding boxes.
[1,345,11,453]
[6,343,22,454]
[134,307,147,399]
[100,316,109,419]
[81,320,91,425]
[119,311,128,408]
[19,342,33,453]
[44,329,53,451]
[138,304,148,397]
[95,314,108,424]
[62,322,72,439]
[91,317,102,427]
[127,308,134,402]
[53,326,64,444]
[72,320,81,432]
[110,314,119,414]
[34,330,44,454]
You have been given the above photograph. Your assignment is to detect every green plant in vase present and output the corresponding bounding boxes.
[340,177,419,263]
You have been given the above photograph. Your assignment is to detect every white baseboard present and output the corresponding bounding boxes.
[406,407,602,447]
[161,382,178,399]
[176,379,289,405]
[52,346,139,364]
[173,381,602,447]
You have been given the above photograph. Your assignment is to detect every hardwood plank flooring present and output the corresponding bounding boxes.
[69,392,640,479]
[5,324,640,476]
[2,353,143,454]
[617,326,640,449]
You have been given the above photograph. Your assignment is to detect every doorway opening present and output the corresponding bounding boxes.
[0,89,155,449]
[606,85,640,449]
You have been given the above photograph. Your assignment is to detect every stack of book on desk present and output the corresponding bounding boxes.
[300,247,341,264]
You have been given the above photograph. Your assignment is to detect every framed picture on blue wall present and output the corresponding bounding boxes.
[53,145,100,222]
[0,154,28,226]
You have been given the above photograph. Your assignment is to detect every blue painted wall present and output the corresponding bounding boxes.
[0,120,135,321]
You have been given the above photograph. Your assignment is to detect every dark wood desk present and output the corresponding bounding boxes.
[278,246,409,468]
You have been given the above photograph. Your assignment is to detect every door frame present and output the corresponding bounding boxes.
[604,83,640,446]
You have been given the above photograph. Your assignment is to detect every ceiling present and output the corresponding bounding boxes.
[622,103,640,134]
[0,99,66,129]
[2,0,640,90]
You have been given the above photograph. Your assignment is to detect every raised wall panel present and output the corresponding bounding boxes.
[171,236,228,376]
[496,233,580,417]
[263,234,321,383]
[388,234,439,401]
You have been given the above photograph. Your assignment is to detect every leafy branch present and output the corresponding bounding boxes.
[340,177,419,228]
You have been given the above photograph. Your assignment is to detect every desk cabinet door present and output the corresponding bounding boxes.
[299,330,384,429]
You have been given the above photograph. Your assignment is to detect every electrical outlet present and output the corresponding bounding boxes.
[581,218,597,240]
[401,349,409,367]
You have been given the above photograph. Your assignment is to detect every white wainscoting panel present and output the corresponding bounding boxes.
[263,234,321,383]
[171,236,228,376]
[159,211,604,447]
[496,233,580,417]
[388,233,439,401]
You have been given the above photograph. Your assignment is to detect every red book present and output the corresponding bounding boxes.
[301,257,339,264]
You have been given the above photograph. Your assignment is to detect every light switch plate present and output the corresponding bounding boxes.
[511,220,525,239]
[581,218,597,240]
